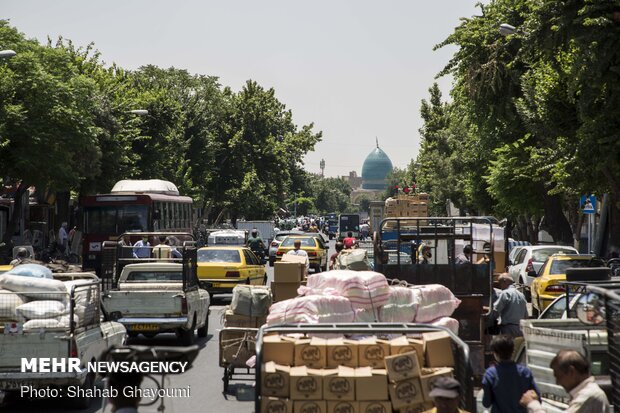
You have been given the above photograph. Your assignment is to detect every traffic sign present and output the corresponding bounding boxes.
[580,194,596,214]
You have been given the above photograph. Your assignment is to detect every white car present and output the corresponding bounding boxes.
[508,245,578,287]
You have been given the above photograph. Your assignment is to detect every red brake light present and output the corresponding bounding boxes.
[70,339,78,358]
[276,251,283,256]
[525,259,534,273]
[307,251,317,257]
[545,285,566,293]
[181,297,188,314]
[226,271,240,278]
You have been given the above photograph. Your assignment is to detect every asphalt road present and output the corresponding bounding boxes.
[1,239,337,413]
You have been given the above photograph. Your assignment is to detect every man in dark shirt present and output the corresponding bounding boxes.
[483,335,540,412]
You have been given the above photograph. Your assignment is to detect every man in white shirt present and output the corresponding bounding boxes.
[520,349,610,412]
[286,239,309,271]
[58,222,69,254]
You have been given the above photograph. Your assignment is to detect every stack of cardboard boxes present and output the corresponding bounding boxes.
[384,194,429,218]
[272,254,308,302]
[260,331,457,413]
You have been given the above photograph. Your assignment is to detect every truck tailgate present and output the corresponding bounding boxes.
[0,332,68,370]
[103,290,183,317]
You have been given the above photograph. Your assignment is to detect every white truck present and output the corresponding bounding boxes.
[0,273,126,408]
[236,220,276,253]
[518,318,610,412]
[102,262,210,345]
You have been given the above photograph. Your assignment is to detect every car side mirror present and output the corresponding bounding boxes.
[528,270,537,277]
[576,292,605,325]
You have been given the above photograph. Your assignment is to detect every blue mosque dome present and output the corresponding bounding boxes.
[361,143,393,190]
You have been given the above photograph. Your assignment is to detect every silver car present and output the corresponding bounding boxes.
[268,230,304,266]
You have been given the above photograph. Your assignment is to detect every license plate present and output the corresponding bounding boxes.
[4,323,23,334]
[128,324,159,332]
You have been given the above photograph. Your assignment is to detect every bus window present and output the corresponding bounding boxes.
[85,205,148,234]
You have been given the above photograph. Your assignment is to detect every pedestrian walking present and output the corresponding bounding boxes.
[483,335,540,412]
[520,349,610,412]
[58,222,69,255]
[491,273,528,337]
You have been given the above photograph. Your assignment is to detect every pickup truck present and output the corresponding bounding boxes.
[517,318,610,412]
[102,262,210,345]
[0,273,126,408]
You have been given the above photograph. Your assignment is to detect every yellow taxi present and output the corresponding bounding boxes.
[196,246,266,294]
[275,235,328,273]
[0,265,13,274]
[531,254,602,316]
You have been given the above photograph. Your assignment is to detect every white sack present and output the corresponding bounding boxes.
[302,270,390,309]
[267,295,354,325]
[23,318,61,331]
[412,284,461,323]
[429,316,460,335]
[16,300,67,319]
[58,313,80,328]
[0,274,67,301]
[0,289,27,322]
[378,286,418,323]
[6,264,53,279]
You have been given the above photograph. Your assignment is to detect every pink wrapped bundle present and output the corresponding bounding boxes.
[266,294,355,326]
[412,284,461,323]
[378,286,418,323]
[429,317,460,335]
[302,270,390,309]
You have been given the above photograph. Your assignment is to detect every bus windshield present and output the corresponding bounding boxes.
[339,214,360,232]
[85,205,149,234]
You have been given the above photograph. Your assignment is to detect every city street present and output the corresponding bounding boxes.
[1,239,336,413]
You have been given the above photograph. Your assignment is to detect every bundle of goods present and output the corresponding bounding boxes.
[224,285,272,328]
[268,270,461,331]
[259,331,458,413]
[267,295,355,326]
[0,264,96,331]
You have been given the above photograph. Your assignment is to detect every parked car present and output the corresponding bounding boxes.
[530,253,603,317]
[275,235,329,273]
[196,246,267,294]
[268,230,304,266]
[508,245,578,287]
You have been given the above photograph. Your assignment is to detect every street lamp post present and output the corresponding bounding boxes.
[499,23,517,36]
[128,109,149,116]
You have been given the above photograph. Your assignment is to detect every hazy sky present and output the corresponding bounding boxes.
[4,1,485,178]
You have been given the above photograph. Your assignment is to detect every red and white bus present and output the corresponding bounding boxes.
[80,179,193,272]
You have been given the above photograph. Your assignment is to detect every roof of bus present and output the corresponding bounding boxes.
[80,193,193,205]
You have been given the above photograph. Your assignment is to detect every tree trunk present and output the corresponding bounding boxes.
[1,182,28,262]
[55,191,71,229]
[541,194,573,244]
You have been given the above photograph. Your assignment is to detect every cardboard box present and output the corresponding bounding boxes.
[327,401,359,413]
[419,368,454,402]
[359,402,392,413]
[225,309,260,328]
[262,397,293,413]
[272,282,301,302]
[384,351,421,382]
[397,402,433,413]
[262,362,291,398]
[422,332,455,367]
[295,337,327,368]
[327,338,359,368]
[220,329,256,364]
[389,337,424,368]
[323,366,356,401]
[355,367,388,401]
[275,260,305,283]
[358,337,390,368]
[295,400,327,413]
[290,366,324,400]
[263,334,296,366]
[388,378,424,410]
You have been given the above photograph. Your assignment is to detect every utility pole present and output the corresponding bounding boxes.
[320,159,325,177]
